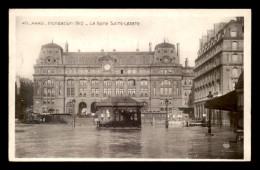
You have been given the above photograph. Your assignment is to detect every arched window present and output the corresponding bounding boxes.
[232,41,238,50]
[116,79,124,86]
[128,79,136,86]
[230,28,237,37]
[140,79,148,86]
[91,79,99,86]
[104,79,112,86]
[160,80,171,86]
[160,80,172,96]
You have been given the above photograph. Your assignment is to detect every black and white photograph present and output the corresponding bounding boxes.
[8,9,251,161]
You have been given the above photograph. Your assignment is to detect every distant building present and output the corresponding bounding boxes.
[33,40,194,116]
[193,17,244,125]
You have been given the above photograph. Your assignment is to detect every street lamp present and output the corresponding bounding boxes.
[20,98,24,121]
[72,99,76,128]
[207,91,213,136]
[165,99,169,129]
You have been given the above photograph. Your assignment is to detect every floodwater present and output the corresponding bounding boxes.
[15,118,243,159]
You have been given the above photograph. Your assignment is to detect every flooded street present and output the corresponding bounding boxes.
[15,118,243,159]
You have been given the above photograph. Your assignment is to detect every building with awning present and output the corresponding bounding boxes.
[205,72,243,139]
[193,17,244,126]
[204,90,237,111]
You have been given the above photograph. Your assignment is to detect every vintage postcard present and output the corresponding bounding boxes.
[9,9,251,161]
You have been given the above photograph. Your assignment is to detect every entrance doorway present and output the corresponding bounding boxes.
[78,102,87,115]
[91,102,98,113]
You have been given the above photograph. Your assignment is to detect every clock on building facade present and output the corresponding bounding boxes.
[103,64,111,71]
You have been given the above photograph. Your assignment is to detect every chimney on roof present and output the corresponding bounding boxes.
[149,42,152,52]
[202,35,207,46]
[207,30,214,41]
[65,41,68,52]
[113,49,116,52]
[185,58,188,68]
[77,49,81,52]
[177,43,180,59]
[199,39,203,50]
[214,23,221,36]
[136,49,139,52]
[101,49,104,52]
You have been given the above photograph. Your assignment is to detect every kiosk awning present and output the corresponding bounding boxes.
[204,90,237,111]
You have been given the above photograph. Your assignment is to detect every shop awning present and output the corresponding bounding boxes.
[204,90,238,111]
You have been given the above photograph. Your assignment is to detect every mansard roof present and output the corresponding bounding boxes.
[62,51,153,56]
[41,43,63,50]
[155,42,175,49]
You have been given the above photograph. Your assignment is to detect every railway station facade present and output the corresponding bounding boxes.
[33,41,194,116]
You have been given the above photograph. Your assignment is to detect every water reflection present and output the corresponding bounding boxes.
[15,119,243,159]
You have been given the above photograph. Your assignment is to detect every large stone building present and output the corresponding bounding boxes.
[193,17,244,125]
[33,40,194,116]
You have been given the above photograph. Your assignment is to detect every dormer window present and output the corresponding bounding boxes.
[230,28,237,37]
[164,50,167,53]
[158,49,160,53]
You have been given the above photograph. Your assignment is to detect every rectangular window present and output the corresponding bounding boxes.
[108,88,112,96]
[140,89,143,96]
[95,89,99,96]
[43,88,47,97]
[104,88,107,96]
[83,88,87,97]
[116,88,120,96]
[132,89,136,96]
[91,88,95,96]
[79,88,83,97]
[51,88,55,97]
[67,88,70,96]
[165,88,168,96]
[121,70,124,74]
[232,41,238,50]
[169,88,172,95]
[43,99,47,104]
[120,89,124,95]
[230,30,237,37]
[144,89,148,96]
[160,88,164,96]
[47,88,51,97]
[51,99,54,104]
[71,88,75,97]
[232,54,238,62]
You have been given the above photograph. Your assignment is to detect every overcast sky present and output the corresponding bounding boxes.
[13,9,239,80]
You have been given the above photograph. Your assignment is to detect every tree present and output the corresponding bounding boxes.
[15,77,34,119]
